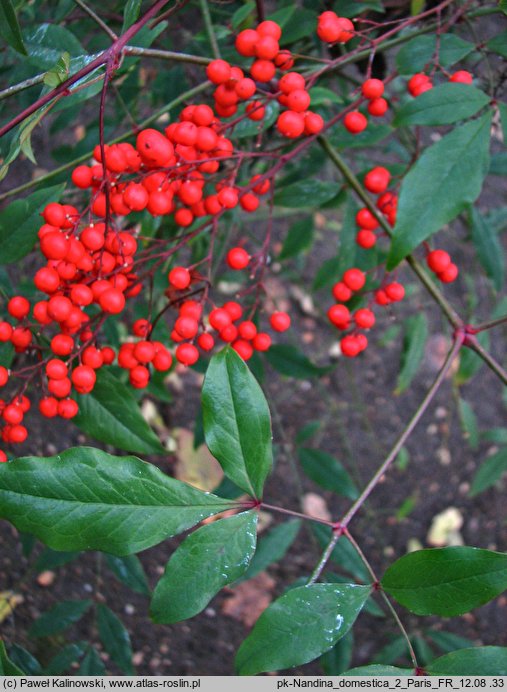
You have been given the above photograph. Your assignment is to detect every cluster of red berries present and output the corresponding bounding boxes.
[343,77,389,135]
[355,166,394,249]
[316,11,354,44]
[408,70,473,97]
[426,249,459,283]
[206,21,324,140]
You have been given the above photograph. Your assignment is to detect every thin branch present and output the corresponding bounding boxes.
[340,333,464,528]
[307,528,342,584]
[199,0,221,60]
[261,502,335,527]
[464,334,507,387]
[470,315,507,333]
[74,0,118,40]
[0,74,45,102]
[124,45,211,65]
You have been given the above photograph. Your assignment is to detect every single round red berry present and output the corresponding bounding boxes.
[227,247,250,270]
[427,249,451,274]
[270,311,291,332]
[343,268,366,292]
[344,111,368,134]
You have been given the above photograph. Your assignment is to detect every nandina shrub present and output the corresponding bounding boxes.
[0,0,507,676]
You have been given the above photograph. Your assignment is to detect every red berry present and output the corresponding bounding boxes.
[209,308,232,331]
[0,366,8,387]
[252,332,271,351]
[168,266,191,290]
[129,365,150,389]
[71,365,96,393]
[46,359,68,380]
[356,229,377,249]
[34,267,60,294]
[354,308,375,329]
[344,111,368,134]
[152,348,172,371]
[340,334,360,358]
[362,78,384,99]
[277,110,305,138]
[332,282,352,302]
[58,398,79,419]
[238,321,257,340]
[278,72,305,94]
[384,282,405,302]
[356,208,379,230]
[438,263,459,283]
[364,167,391,194]
[235,29,258,57]
[207,59,231,84]
[71,165,92,188]
[82,346,104,369]
[257,20,282,40]
[8,296,30,320]
[175,343,199,366]
[3,404,23,425]
[0,322,13,342]
[270,311,291,332]
[327,304,350,329]
[223,301,243,321]
[343,268,366,292]
[39,396,59,418]
[367,98,388,117]
[47,295,73,322]
[232,339,254,360]
[174,316,199,340]
[227,247,250,270]
[42,202,66,227]
[197,332,215,351]
[449,71,473,84]
[101,346,116,365]
[427,249,451,274]
[99,288,126,314]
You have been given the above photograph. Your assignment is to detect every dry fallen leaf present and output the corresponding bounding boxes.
[0,590,24,623]
[427,507,464,547]
[172,427,223,492]
[302,492,332,522]
[222,572,275,627]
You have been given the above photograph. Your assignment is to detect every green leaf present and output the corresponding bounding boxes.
[500,0,507,17]
[202,348,272,498]
[97,604,134,675]
[487,31,507,58]
[469,206,505,291]
[313,524,371,582]
[341,664,412,676]
[427,647,507,675]
[426,630,474,654]
[34,547,80,573]
[29,600,92,638]
[279,217,314,260]
[394,84,490,126]
[6,645,41,675]
[0,0,27,55]
[151,511,258,623]
[298,448,358,500]
[457,398,479,449]
[395,314,429,394]
[387,113,491,269]
[295,421,321,444]
[396,34,475,74]
[0,185,65,263]
[235,583,371,675]
[43,643,86,675]
[455,330,489,384]
[105,554,150,596]
[469,448,507,497]
[0,640,24,676]
[236,519,301,583]
[490,152,507,176]
[44,51,71,88]
[382,547,507,616]
[77,646,106,676]
[275,180,340,208]
[122,0,142,33]
[232,2,255,30]
[24,24,84,70]
[320,631,353,675]
[265,344,333,379]
[0,447,233,555]
[308,87,344,106]
[74,369,165,454]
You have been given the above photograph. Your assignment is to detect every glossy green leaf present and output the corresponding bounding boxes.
[0,185,65,263]
[394,84,489,126]
[29,600,92,638]
[202,348,272,498]
[236,519,301,583]
[24,24,84,69]
[387,113,491,269]
[279,217,314,260]
[6,645,41,675]
[43,52,71,88]
[77,646,106,676]
[395,314,429,394]
[331,124,392,151]
[151,511,257,624]
[470,206,505,291]
[34,547,80,573]
[74,369,165,454]
[0,447,232,555]
[0,0,27,55]
[235,583,371,675]
[396,34,475,74]
[0,640,23,676]
[342,664,412,676]
[313,524,370,582]
[122,0,142,32]
[469,448,507,497]
[487,31,507,58]
[265,344,333,379]
[43,643,86,675]
[427,647,507,675]
[382,547,507,616]
[320,631,353,675]
[275,180,340,208]
[105,554,150,596]
[97,604,134,675]
[299,448,358,500]
[232,2,255,29]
